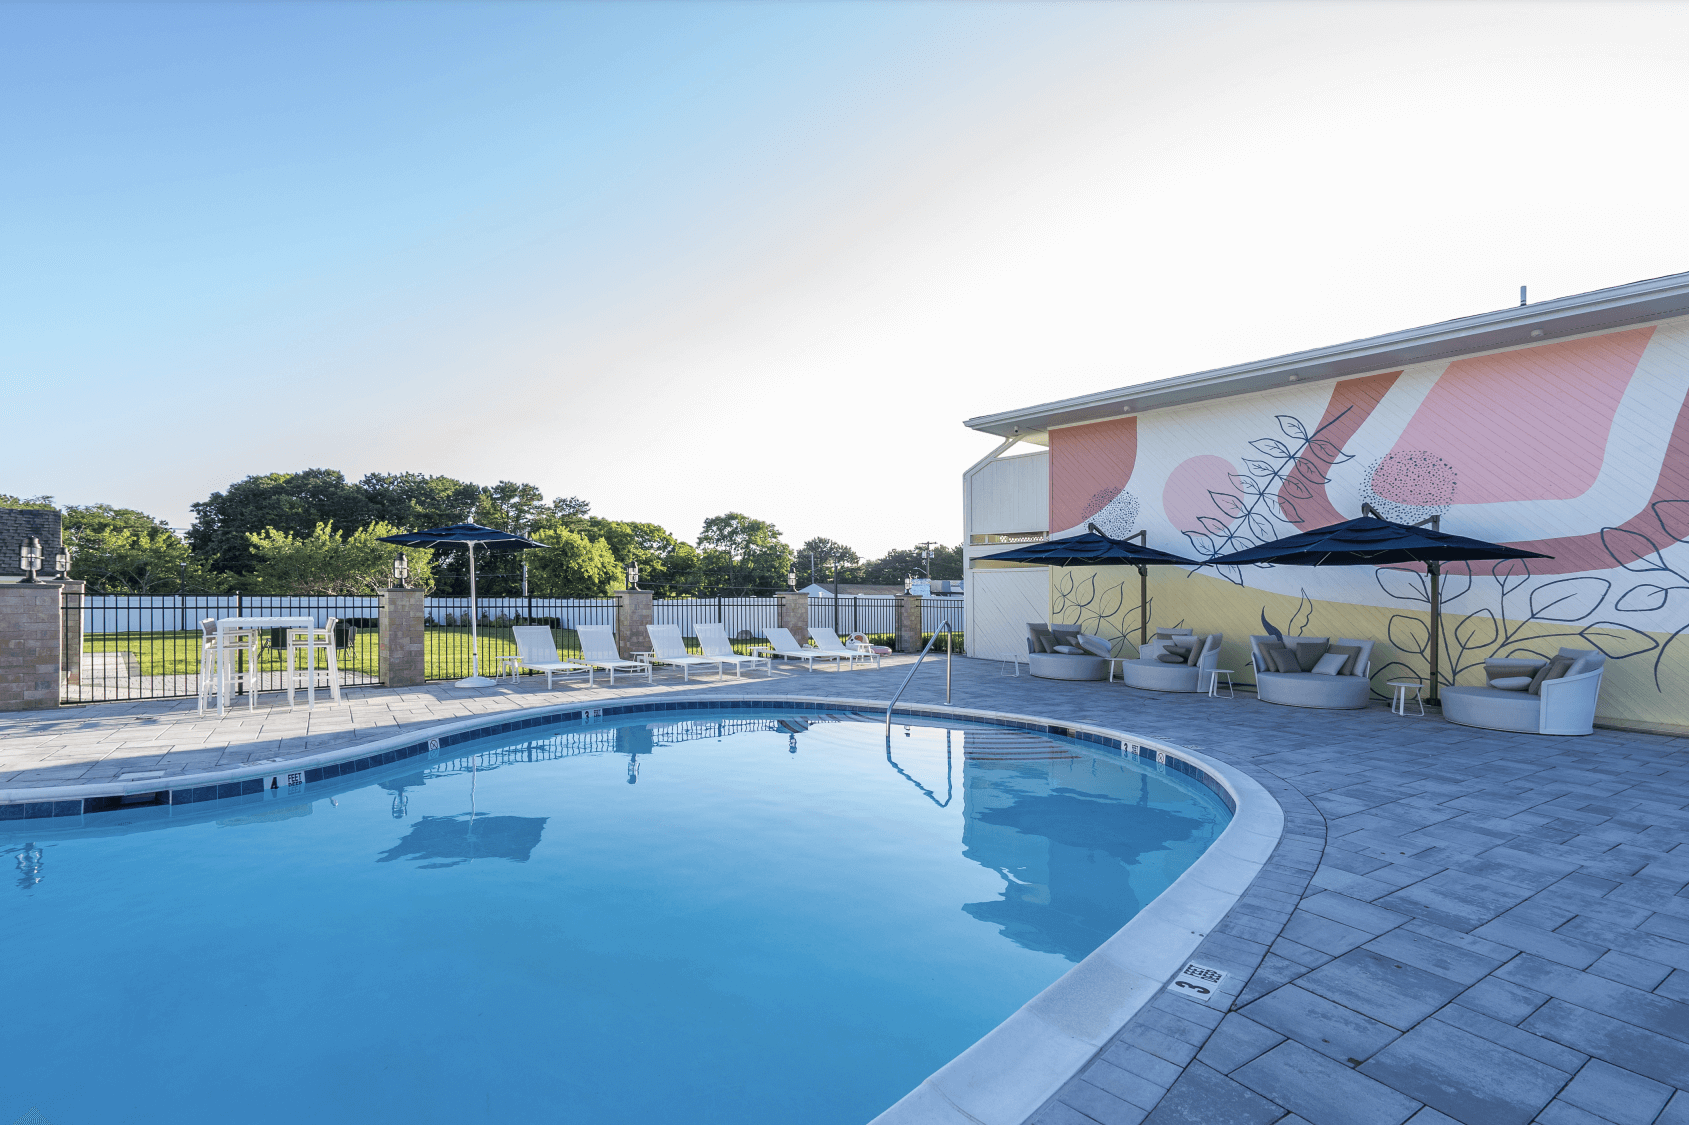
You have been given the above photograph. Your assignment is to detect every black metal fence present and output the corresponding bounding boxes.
[922,598,964,651]
[653,597,780,653]
[65,594,383,704]
[423,597,618,681]
[807,595,898,636]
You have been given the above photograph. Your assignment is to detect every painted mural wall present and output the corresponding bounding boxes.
[1043,318,1689,732]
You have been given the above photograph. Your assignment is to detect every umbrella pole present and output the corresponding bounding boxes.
[1427,561,1442,707]
[1138,564,1148,648]
[469,542,479,679]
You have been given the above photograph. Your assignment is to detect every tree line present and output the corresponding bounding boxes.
[1,471,960,598]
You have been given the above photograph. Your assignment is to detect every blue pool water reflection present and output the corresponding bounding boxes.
[3,711,1229,1125]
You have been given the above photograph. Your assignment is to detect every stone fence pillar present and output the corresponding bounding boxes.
[60,579,84,686]
[380,587,426,687]
[775,592,809,646]
[617,590,653,659]
[0,581,65,711]
[895,595,923,654]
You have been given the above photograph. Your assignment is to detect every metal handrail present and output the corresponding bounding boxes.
[884,620,953,734]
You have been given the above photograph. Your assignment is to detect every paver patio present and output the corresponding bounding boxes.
[6,655,1689,1125]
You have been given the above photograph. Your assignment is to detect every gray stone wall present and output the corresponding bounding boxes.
[776,593,810,645]
[895,594,923,654]
[380,588,426,687]
[616,590,653,658]
[0,582,64,710]
[0,508,63,579]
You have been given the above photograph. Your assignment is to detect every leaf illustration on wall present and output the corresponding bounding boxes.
[1453,608,1498,650]
[1096,580,1124,619]
[1527,576,1610,622]
[1250,438,1293,458]
[1243,459,1275,477]
[1260,610,1283,642]
[1493,558,1532,598]
[1209,492,1247,519]
[1280,476,1314,500]
[1277,415,1309,441]
[1615,584,1684,613]
[1602,527,1671,573]
[1305,438,1353,465]
[1288,589,1313,635]
[1216,564,1243,586]
[1388,614,1430,658]
[1578,622,1660,659]
[1377,567,1429,602]
[1655,500,1689,544]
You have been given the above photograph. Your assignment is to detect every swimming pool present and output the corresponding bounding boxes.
[3,707,1234,1125]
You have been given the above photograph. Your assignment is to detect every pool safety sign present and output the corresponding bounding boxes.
[1167,962,1227,1004]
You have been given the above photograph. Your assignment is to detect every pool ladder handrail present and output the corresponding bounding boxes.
[884,620,953,735]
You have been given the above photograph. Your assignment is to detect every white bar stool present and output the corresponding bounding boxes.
[286,619,342,707]
[216,625,268,714]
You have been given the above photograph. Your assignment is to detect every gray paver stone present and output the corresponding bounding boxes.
[1359,1017,1569,1125]
[1557,1059,1673,1125]
[1296,948,1466,1031]
[1139,1061,1286,1125]
[1233,1040,1420,1125]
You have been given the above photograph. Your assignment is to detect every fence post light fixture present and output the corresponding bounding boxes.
[54,546,70,579]
[626,563,639,590]
[19,536,42,583]
[787,570,796,590]
[392,552,410,589]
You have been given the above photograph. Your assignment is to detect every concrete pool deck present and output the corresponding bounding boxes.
[7,656,1689,1125]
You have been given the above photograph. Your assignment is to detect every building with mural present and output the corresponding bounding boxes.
[961,271,1689,734]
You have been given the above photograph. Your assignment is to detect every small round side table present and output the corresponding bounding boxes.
[1388,679,1426,716]
[1207,669,1235,699]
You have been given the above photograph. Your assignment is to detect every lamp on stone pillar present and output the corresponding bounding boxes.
[391,552,410,589]
[786,570,796,590]
[53,546,71,580]
[18,537,42,583]
[626,563,639,591]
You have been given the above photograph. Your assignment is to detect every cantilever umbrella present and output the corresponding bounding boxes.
[976,524,1200,648]
[1201,512,1550,705]
[377,522,547,687]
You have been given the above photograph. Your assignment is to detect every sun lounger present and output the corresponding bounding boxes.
[511,626,593,688]
[644,623,728,681]
[763,627,852,671]
[694,622,772,677]
[576,624,653,685]
[809,626,880,669]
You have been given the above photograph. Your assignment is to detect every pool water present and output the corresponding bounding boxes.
[3,711,1230,1125]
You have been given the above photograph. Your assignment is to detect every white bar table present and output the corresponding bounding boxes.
[216,616,315,716]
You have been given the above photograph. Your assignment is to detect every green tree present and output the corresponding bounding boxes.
[359,472,480,531]
[474,480,549,534]
[246,521,435,595]
[797,536,862,585]
[696,512,793,593]
[525,527,621,596]
[860,543,964,586]
[63,504,225,593]
[0,494,55,509]
[190,469,374,573]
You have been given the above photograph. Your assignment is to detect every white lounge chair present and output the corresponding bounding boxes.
[763,627,852,671]
[1117,631,1224,693]
[1249,635,1374,709]
[511,625,593,688]
[644,624,728,681]
[1442,648,1607,735]
[809,626,880,669]
[575,624,653,685]
[694,622,772,677]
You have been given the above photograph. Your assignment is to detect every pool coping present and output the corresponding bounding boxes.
[0,694,1284,1125]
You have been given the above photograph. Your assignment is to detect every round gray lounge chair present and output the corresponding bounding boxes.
[1116,630,1224,693]
[1249,636,1375,709]
[1026,622,1110,681]
[1441,648,1606,735]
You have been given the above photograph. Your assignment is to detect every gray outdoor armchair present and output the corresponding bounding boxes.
[1117,629,1224,693]
[1441,648,1606,735]
[1249,635,1375,709]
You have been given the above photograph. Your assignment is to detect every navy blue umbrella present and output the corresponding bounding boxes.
[1202,512,1550,705]
[378,523,547,687]
[977,524,1200,648]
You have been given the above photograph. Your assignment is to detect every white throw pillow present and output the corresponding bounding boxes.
[1311,653,1348,676]
[1077,634,1112,658]
[1489,676,1533,691]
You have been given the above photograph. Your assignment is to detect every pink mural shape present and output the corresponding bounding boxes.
[1163,455,1239,534]
[1391,328,1654,504]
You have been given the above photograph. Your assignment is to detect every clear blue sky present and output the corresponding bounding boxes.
[6,2,1687,553]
